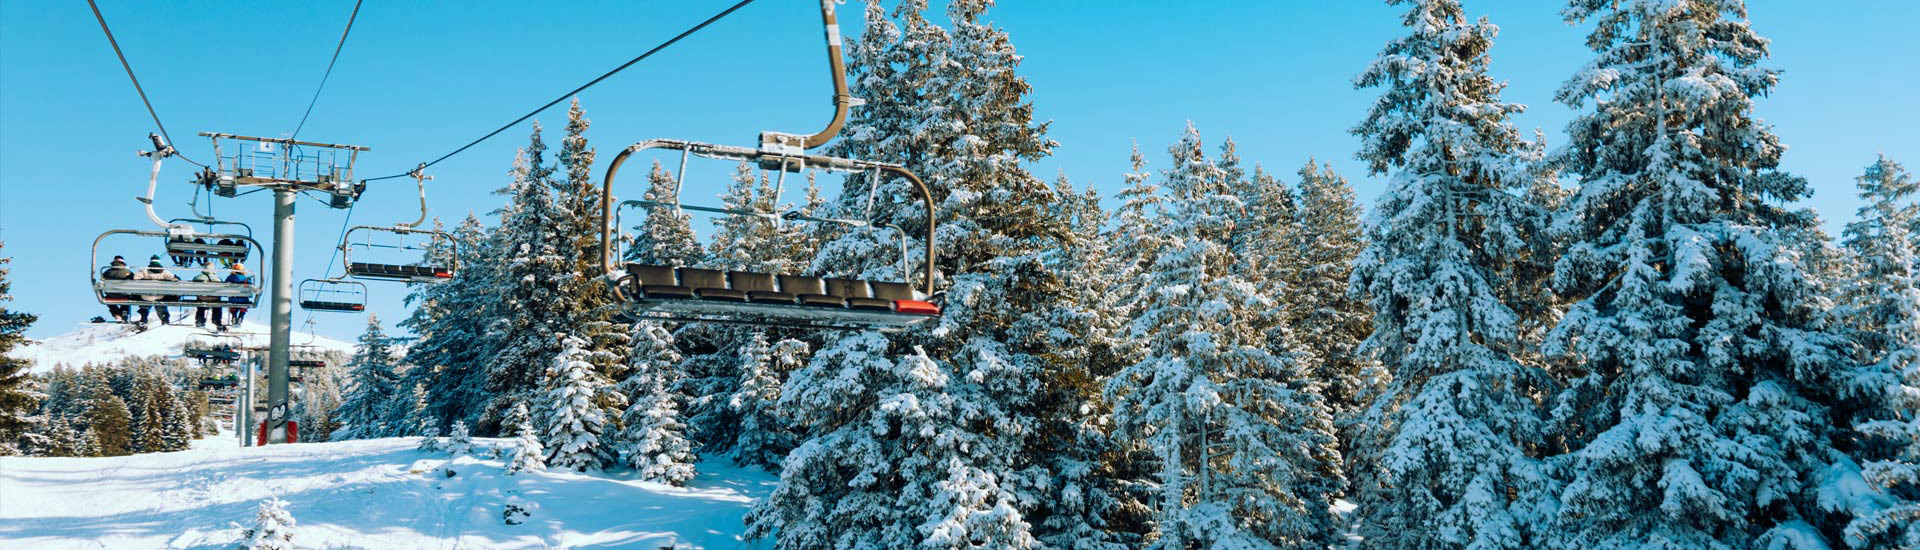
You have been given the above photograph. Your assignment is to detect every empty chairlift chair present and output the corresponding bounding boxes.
[299,278,367,312]
[340,225,456,284]
[595,0,941,332]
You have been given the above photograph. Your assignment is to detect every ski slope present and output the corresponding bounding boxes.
[0,436,774,549]
[8,321,353,373]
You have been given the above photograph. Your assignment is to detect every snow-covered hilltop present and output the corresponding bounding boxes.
[0,437,774,549]
[8,322,352,373]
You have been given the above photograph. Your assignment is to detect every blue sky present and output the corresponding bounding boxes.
[3,1,1915,340]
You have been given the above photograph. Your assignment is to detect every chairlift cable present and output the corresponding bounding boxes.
[361,0,759,183]
[290,0,364,141]
[85,0,206,168]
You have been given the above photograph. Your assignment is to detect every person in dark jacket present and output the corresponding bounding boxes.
[100,256,134,322]
[224,263,253,326]
[133,255,178,325]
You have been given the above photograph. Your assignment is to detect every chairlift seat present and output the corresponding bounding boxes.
[779,275,847,308]
[828,278,892,312]
[187,349,242,361]
[348,262,452,282]
[167,240,249,257]
[627,264,695,299]
[289,359,326,368]
[619,269,937,331]
[679,268,747,302]
[729,271,798,304]
[301,300,364,312]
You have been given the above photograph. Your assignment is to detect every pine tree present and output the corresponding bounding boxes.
[1548,2,1882,547]
[400,215,502,432]
[486,123,581,429]
[335,316,400,439]
[163,396,191,451]
[1104,124,1342,549]
[242,497,296,550]
[539,333,611,472]
[414,408,444,452]
[505,402,545,474]
[1838,155,1920,549]
[446,420,473,456]
[86,385,131,457]
[1290,160,1377,422]
[75,425,101,458]
[624,161,704,267]
[728,333,795,469]
[619,321,697,484]
[0,242,40,453]
[1348,1,1560,546]
[553,98,631,445]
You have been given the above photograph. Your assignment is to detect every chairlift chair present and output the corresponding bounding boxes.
[92,229,264,309]
[184,332,245,363]
[341,225,456,283]
[164,218,253,266]
[595,0,941,332]
[299,278,367,312]
[288,344,329,369]
[340,169,456,283]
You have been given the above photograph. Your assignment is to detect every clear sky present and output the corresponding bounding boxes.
[3,1,1914,341]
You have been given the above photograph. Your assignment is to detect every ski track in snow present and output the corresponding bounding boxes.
[0,437,776,549]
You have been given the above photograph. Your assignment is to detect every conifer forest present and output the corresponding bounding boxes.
[1,1,1916,549]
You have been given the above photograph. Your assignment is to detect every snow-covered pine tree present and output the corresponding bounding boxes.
[1039,171,1147,545]
[75,425,100,458]
[241,497,296,550]
[0,242,40,454]
[129,369,169,453]
[400,215,502,433]
[1347,1,1559,546]
[539,333,612,471]
[485,123,589,431]
[679,163,778,455]
[553,99,631,440]
[1548,2,1887,547]
[505,402,545,474]
[754,0,1129,546]
[619,321,697,485]
[1837,155,1920,549]
[1289,160,1378,423]
[1104,124,1342,549]
[414,406,444,451]
[84,379,131,456]
[727,332,794,469]
[334,316,401,440]
[162,397,191,450]
[624,161,703,267]
[447,420,473,457]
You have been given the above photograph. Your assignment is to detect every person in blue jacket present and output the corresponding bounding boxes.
[224,263,254,326]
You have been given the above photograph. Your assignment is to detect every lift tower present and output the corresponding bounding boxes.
[198,133,367,444]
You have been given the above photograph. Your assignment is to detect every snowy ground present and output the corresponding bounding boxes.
[9,321,353,373]
[0,437,775,549]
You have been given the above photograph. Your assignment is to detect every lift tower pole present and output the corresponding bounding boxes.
[199,133,368,444]
[265,188,296,444]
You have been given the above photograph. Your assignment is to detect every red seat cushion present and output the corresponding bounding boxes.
[893,300,940,315]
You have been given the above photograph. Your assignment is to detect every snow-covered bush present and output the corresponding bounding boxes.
[240,497,295,550]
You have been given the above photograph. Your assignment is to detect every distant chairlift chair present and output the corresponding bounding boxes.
[299,278,367,312]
